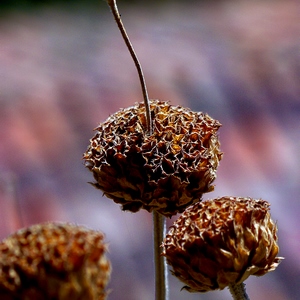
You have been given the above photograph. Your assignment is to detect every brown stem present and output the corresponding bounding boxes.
[229,283,250,300]
[153,211,169,300]
[106,2,166,299]
[106,0,152,134]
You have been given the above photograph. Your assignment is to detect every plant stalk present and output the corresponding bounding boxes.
[106,2,167,299]
[153,211,169,300]
[106,0,152,134]
[229,283,250,300]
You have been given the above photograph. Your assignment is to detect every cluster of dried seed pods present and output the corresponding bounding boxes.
[162,197,282,293]
[82,1,283,299]
[83,97,282,299]
[0,1,283,300]
[84,99,222,217]
[0,223,111,300]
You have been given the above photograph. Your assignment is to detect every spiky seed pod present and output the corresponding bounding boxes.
[162,196,283,292]
[84,100,222,217]
[0,222,111,300]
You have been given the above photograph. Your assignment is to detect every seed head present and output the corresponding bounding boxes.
[84,100,222,217]
[162,196,283,292]
[0,222,111,300]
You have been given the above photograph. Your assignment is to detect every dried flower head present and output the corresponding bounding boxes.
[162,196,283,292]
[0,222,111,300]
[84,100,222,217]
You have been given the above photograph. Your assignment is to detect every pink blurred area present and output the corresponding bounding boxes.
[0,0,299,299]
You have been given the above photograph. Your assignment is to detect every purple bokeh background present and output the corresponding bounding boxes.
[0,0,299,299]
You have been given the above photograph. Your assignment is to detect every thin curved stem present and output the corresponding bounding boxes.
[153,211,169,300]
[229,283,250,300]
[106,0,152,134]
[106,2,166,299]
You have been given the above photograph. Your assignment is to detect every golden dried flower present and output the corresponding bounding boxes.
[162,196,283,292]
[0,222,111,300]
[84,100,222,217]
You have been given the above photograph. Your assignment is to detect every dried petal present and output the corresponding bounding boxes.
[162,196,283,292]
[0,222,111,300]
[83,100,222,217]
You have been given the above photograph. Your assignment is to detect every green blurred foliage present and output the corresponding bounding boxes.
[0,0,174,12]
[0,0,96,11]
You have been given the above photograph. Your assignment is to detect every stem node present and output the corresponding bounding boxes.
[229,283,250,300]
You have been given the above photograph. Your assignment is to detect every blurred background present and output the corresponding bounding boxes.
[0,0,299,299]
